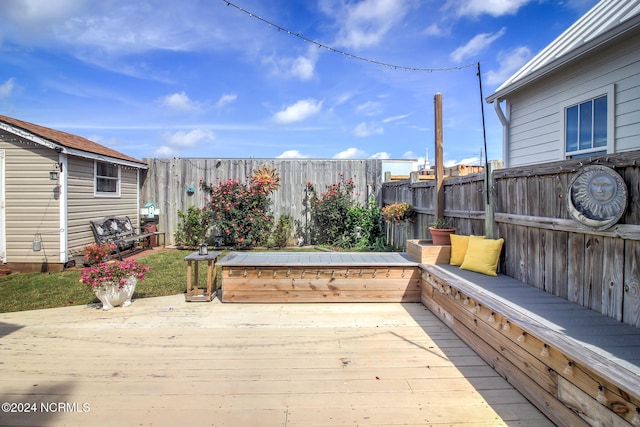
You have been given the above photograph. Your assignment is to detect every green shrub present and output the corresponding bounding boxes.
[305,175,355,246]
[174,206,210,247]
[268,215,293,248]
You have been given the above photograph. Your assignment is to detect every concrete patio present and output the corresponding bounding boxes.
[0,295,553,426]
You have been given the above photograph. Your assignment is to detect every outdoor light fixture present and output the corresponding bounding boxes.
[32,234,42,252]
[199,243,208,256]
[50,162,62,180]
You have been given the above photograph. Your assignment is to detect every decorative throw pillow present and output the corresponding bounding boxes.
[460,235,504,276]
[450,234,473,266]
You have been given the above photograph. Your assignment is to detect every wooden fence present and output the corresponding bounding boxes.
[140,158,383,247]
[382,150,640,327]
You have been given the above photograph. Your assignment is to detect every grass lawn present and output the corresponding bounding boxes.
[0,249,229,313]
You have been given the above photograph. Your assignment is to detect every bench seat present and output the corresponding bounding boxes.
[90,216,165,260]
[421,263,640,427]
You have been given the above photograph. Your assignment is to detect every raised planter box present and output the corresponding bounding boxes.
[218,251,421,303]
[406,239,450,264]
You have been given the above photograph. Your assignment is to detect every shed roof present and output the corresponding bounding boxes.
[486,0,640,103]
[0,114,147,168]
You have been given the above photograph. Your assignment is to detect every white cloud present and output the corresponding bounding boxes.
[423,23,448,37]
[402,151,418,159]
[215,93,237,109]
[333,147,366,159]
[161,128,214,148]
[370,152,390,159]
[153,145,180,158]
[486,46,532,85]
[355,101,382,116]
[276,150,311,158]
[445,0,531,18]
[451,28,506,63]
[0,78,15,98]
[160,92,201,112]
[383,113,411,123]
[273,99,323,124]
[353,121,383,137]
[327,0,410,49]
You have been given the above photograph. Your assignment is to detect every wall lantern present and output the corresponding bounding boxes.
[50,162,62,180]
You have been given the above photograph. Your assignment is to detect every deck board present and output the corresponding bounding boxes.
[0,296,553,426]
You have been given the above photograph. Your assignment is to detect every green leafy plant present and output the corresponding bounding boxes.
[174,206,210,247]
[268,215,293,248]
[341,198,385,250]
[429,217,454,229]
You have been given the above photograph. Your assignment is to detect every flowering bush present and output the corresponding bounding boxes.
[83,243,116,263]
[305,175,356,246]
[381,202,415,223]
[200,176,275,248]
[81,259,150,289]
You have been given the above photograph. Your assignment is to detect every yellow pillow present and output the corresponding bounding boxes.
[460,235,504,276]
[449,235,485,266]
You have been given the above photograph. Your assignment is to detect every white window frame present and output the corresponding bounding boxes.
[94,160,121,197]
[562,85,615,159]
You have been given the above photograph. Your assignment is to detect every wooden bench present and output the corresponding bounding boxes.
[90,216,165,260]
[421,263,640,427]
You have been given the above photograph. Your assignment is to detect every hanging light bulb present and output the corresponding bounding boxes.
[631,407,640,426]
[455,292,461,300]
[517,332,526,343]
[502,321,510,331]
[463,297,470,305]
[487,312,495,323]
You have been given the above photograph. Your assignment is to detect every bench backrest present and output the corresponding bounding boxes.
[90,216,137,244]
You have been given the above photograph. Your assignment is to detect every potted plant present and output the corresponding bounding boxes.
[428,218,456,246]
[80,259,150,310]
[83,242,116,265]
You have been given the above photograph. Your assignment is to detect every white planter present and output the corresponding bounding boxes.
[93,276,137,311]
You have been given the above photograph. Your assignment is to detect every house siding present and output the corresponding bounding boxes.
[506,31,640,167]
[67,156,140,258]
[0,134,61,265]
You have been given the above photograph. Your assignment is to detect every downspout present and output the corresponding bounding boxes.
[59,151,68,264]
[492,100,510,169]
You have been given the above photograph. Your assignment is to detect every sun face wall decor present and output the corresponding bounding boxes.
[567,165,628,230]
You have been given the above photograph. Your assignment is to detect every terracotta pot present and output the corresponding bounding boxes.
[428,227,456,246]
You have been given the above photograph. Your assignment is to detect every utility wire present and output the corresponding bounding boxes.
[222,0,475,73]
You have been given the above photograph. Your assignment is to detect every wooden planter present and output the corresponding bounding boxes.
[406,240,450,264]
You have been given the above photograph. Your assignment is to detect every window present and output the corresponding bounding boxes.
[95,161,120,196]
[564,87,613,159]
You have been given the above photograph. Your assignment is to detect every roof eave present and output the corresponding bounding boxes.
[486,17,640,104]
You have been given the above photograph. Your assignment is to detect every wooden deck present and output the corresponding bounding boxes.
[0,295,553,426]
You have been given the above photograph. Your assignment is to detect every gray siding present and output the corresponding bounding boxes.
[67,156,140,258]
[507,31,640,167]
[0,134,61,264]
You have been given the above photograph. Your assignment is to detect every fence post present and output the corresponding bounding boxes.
[485,162,496,238]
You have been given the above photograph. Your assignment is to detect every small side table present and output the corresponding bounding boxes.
[184,251,221,302]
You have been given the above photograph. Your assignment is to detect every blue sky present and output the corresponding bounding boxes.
[0,0,598,166]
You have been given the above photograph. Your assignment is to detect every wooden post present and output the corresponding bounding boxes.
[434,93,444,221]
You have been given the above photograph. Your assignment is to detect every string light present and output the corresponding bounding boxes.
[222,0,476,73]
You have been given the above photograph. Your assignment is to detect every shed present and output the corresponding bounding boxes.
[0,115,148,272]
[486,0,640,168]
